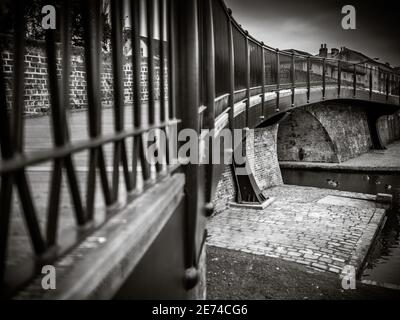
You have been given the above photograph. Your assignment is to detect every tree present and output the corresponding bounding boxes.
[0,0,111,48]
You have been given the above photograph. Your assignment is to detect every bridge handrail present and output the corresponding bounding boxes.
[208,0,400,120]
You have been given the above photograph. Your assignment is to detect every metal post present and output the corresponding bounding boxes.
[227,11,235,130]
[353,63,357,98]
[291,53,295,106]
[398,76,400,105]
[204,0,216,215]
[337,60,341,96]
[322,58,326,99]
[369,67,372,99]
[378,67,381,93]
[175,0,203,290]
[386,72,389,101]
[306,56,310,103]
[276,49,280,111]
[260,45,265,116]
[245,34,250,127]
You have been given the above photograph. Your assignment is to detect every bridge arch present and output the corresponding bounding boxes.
[277,108,340,163]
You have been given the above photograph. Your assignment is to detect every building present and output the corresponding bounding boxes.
[316,44,398,92]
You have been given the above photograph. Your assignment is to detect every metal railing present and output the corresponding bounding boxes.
[0,0,179,296]
[1,0,399,297]
[208,0,400,121]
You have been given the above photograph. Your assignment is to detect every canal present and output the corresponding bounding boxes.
[281,168,400,287]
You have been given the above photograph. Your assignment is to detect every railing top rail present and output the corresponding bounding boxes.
[218,0,399,77]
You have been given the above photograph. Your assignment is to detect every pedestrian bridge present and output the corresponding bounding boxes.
[0,0,399,299]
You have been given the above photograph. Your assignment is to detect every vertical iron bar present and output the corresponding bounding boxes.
[111,0,132,200]
[291,53,295,106]
[15,171,46,255]
[166,0,178,165]
[60,0,85,225]
[167,0,176,121]
[111,0,123,200]
[398,76,400,105]
[175,0,202,287]
[245,35,250,127]
[227,13,235,130]
[353,63,357,97]
[46,159,63,246]
[369,67,373,99]
[11,0,46,255]
[337,60,341,96]
[82,0,112,210]
[132,0,150,183]
[306,56,310,102]
[260,46,265,116]
[86,148,97,221]
[0,47,13,283]
[44,10,68,245]
[0,174,12,284]
[378,67,381,93]
[147,0,156,126]
[276,49,280,111]
[159,0,167,125]
[157,0,167,172]
[386,72,389,101]
[204,0,215,208]
[159,0,167,146]
[322,58,326,99]
[12,0,25,153]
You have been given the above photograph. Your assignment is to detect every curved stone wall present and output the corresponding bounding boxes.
[277,103,373,163]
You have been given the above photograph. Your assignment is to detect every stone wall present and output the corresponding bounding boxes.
[278,103,373,163]
[377,110,400,146]
[277,110,339,163]
[0,34,164,114]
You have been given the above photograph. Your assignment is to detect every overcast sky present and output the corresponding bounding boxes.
[225,0,400,67]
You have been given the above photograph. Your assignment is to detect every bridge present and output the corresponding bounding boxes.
[0,0,399,299]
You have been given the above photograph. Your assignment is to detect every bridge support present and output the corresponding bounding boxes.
[231,129,269,207]
[367,112,387,150]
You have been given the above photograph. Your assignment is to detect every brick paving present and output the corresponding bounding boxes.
[207,185,386,274]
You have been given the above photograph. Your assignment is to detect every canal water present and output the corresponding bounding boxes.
[281,168,400,286]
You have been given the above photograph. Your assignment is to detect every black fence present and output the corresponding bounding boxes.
[0,0,179,296]
[208,0,400,119]
[1,0,399,298]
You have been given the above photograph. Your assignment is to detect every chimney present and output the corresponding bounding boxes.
[319,43,327,57]
[331,48,339,56]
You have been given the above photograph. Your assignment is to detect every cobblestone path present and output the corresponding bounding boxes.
[207,185,386,274]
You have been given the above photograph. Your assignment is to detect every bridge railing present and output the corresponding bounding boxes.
[0,0,181,297]
[208,0,400,126]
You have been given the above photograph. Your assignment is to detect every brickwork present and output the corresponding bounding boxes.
[278,103,373,163]
[213,166,236,216]
[277,110,339,163]
[0,34,165,114]
[247,125,283,191]
[306,104,372,162]
[377,110,400,146]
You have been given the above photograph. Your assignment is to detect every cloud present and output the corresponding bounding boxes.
[225,0,400,66]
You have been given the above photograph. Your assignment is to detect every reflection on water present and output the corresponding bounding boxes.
[281,168,400,285]
[362,212,400,285]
